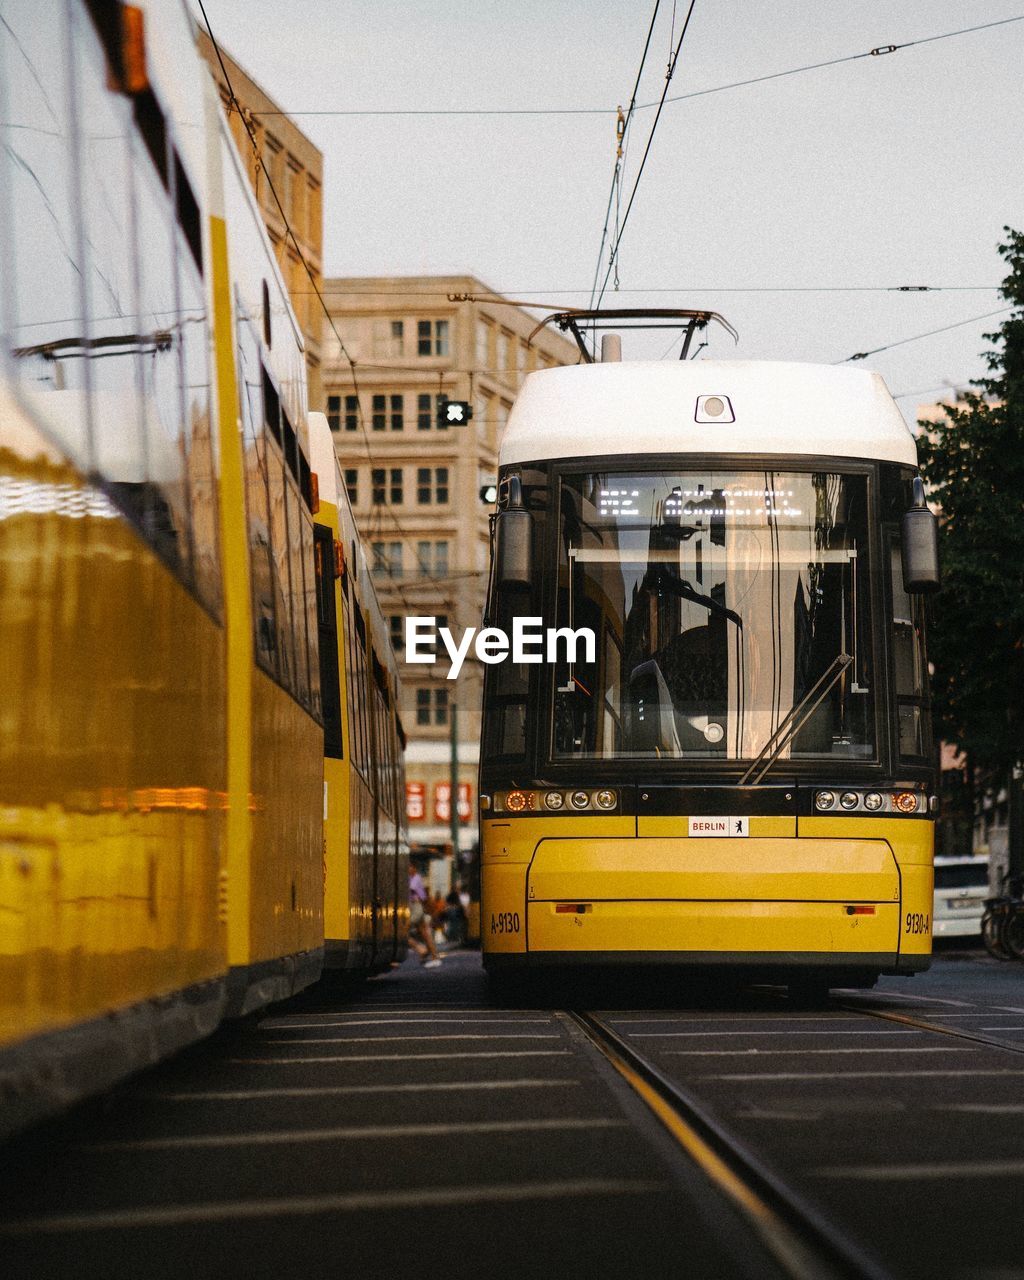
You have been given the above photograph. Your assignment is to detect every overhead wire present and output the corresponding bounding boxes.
[293,284,1001,299]
[594,0,699,312]
[197,1,456,608]
[642,14,1024,110]
[246,16,1024,118]
[891,382,972,401]
[834,307,1013,364]
[588,0,662,320]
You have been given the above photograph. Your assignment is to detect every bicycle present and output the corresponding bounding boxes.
[981,871,1024,960]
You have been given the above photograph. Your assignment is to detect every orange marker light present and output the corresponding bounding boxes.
[505,791,529,812]
[119,6,149,94]
[892,791,918,814]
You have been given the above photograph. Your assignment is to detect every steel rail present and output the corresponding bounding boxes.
[569,1011,894,1280]
[838,1000,1024,1057]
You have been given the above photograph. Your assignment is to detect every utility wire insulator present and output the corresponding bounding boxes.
[615,106,625,158]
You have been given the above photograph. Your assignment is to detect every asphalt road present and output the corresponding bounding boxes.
[1,945,1021,1280]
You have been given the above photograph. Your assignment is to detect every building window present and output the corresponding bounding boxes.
[417,467,449,505]
[416,686,449,727]
[476,319,492,369]
[497,329,511,372]
[344,394,359,431]
[372,468,403,505]
[289,161,305,227]
[327,394,341,432]
[343,467,358,505]
[262,135,281,204]
[371,541,402,579]
[417,392,447,431]
[416,540,449,578]
[372,392,403,431]
[373,318,405,358]
[306,177,321,243]
[516,340,528,378]
[389,614,404,652]
[417,319,450,357]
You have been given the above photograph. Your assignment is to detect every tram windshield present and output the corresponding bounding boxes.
[551,470,874,763]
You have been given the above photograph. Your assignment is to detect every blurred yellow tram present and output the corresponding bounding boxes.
[310,415,408,975]
[0,0,404,1136]
[480,315,939,996]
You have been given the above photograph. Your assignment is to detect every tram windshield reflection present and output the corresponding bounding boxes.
[551,470,874,763]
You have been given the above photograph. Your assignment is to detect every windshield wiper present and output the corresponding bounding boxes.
[644,566,743,628]
[739,653,853,785]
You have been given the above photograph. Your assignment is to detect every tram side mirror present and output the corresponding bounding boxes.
[901,477,940,594]
[495,476,533,589]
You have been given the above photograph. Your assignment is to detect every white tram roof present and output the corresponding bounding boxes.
[500,361,918,468]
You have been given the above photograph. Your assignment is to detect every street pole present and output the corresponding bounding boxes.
[449,701,459,884]
[1009,761,1023,880]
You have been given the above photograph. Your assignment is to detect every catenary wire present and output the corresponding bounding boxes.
[834,307,1013,363]
[247,16,1024,117]
[595,0,698,311]
[198,2,456,607]
[588,0,662,315]
[295,284,1000,297]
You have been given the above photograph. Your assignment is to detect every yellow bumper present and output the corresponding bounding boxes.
[481,822,933,971]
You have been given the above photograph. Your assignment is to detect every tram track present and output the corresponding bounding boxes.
[569,1010,894,1280]
[837,999,1024,1057]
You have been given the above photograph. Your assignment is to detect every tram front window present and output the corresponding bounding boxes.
[551,470,874,763]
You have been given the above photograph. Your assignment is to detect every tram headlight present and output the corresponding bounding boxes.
[864,792,883,811]
[569,790,591,810]
[544,790,565,810]
[840,791,859,810]
[892,791,919,814]
[594,789,617,810]
[815,790,836,811]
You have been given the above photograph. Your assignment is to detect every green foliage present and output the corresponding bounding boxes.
[917,227,1024,770]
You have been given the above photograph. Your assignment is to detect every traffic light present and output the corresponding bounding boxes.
[438,398,473,426]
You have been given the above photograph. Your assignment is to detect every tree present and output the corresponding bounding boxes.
[917,227,1024,863]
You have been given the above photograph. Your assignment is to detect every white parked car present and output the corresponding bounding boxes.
[933,856,990,938]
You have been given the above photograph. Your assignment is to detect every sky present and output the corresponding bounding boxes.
[192,1,1024,427]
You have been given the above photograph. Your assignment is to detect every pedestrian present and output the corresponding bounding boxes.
[408,862,441,968]
[443,888,468,946]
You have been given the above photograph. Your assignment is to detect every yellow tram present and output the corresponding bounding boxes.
[0,0,404,1136]
[480,314,939,996]
[310,414,408,974]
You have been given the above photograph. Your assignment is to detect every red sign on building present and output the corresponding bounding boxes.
[406,781,426,822]
[434,782,473,824]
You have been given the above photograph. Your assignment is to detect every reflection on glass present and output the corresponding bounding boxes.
[890,544,929,759]
[301,507,320,716]
[286,477,309,705]
[76,14,151,536]
[180,252,219,612]
[2,1,91,464]
[553,471,874,763]
[238,322,278,676]
[134,144,191,577]
[267,439,294,689]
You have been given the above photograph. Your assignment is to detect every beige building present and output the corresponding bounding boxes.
[322,276,578,860]
[196,31,324,408]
